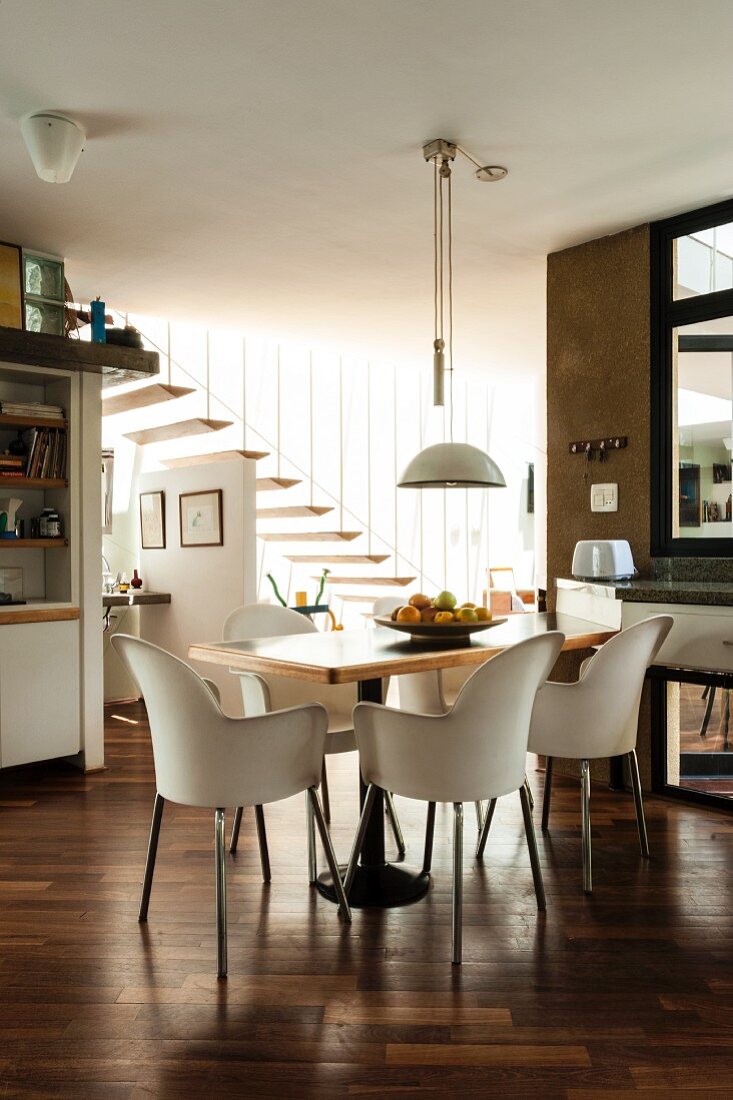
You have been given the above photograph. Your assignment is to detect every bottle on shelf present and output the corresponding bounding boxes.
[131,569,142,590]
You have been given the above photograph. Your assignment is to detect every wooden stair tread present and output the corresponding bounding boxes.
[124,418,232,445]
[257,504,333,519]
[285,554,390,564]
[315,575,416,586]
[102,383,195,416]
[256,477,302,491]
[161,448,269,467]
[258,531,361,542]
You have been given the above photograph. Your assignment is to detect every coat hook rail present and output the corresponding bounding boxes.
[569,436,627,457]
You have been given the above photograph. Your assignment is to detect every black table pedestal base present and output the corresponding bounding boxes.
[315,863,430,908]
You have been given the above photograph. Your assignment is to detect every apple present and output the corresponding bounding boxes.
[433,590,457,611]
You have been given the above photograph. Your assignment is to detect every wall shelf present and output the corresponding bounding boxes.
[0,477,67,490]
[0,325,159,386]
[0,414,68,430]
[0,538,68,548]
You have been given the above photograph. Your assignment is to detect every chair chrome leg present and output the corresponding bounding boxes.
[628,749,650,859]
[423,801,437,874]
[320,760,331,824]
[475,798,497,859]
[215,808,227,979]
[306,791,317,883]
[524,779,535,811]
[474,801,485,833]
[519,783,546,911]
[581,759,592,894]
[229,806,243,854]
[385,790,406,859]
[139,792,164,922]
[452,802,464,965]
[254,804,271,883]
[344,783,378,897]
[307,787,351,921]
[541,757,553,832]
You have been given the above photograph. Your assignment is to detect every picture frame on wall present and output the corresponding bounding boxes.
[179,489,223,547]
[140,490,166,549]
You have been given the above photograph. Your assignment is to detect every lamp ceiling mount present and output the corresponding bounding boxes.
[422,138,508,183]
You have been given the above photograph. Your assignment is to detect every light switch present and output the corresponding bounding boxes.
[591,482,618,512]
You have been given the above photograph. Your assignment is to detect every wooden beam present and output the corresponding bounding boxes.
[0,325,159,385]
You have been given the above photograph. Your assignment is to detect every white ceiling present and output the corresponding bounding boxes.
[2,0,733,379]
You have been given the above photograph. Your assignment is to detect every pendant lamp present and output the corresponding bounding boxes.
[398,139,508,490]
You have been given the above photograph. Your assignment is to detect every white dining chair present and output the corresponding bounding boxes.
[526,614,673,894]
[222,603,405,879]
[111,633,350,979]
[345,631,565,963]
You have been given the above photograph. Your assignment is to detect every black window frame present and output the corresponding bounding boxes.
[651,196,733,556]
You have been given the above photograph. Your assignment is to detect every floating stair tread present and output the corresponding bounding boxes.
[314,575,416,586]
[102,383,195,416]
[256,477,302,491]
[161,448,269,468]
[124,418,232,446]
[258,531,361,543]
[285,554,390,564]
[257,505,333,519]
[336,593,377,602]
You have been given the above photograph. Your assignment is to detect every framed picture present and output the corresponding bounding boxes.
[0,242,23,330]
[179,489,223,547]
[139,490,166,549]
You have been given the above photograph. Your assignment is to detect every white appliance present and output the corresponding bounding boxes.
[572,539,636,581]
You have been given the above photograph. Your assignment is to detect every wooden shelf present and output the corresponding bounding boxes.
[0,413,68,430]
[0,476,67,489]
[0,325,159,386]
[0,538,68,548]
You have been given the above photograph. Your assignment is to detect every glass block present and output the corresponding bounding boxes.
[23,254,63,301]
[25,301,64,335]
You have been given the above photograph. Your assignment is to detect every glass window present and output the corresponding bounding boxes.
[673,318,733,537]
[674,220,733,299]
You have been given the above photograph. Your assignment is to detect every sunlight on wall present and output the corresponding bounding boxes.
[103,313,544,622]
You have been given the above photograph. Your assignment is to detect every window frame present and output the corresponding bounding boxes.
[651,196,733,556]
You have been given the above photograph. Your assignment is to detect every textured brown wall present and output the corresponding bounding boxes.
[546,224,652,785]
[547,224,651,594]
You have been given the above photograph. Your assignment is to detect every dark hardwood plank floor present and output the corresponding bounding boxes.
[0,701,731,1097]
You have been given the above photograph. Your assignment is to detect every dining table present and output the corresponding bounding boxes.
[189,611,617,909]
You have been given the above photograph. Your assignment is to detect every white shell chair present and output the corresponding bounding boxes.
[373,595,512,849]
[111,634,350,979]
[527,614,673,894]
[222,604,406,880]
[346,631,565,963]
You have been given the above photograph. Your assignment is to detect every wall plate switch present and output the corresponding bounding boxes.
[591,482,618,512]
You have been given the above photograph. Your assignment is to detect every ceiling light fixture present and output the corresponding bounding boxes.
[398,138,508,489]
[21,112,85,184]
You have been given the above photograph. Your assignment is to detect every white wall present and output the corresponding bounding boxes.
[137,459,256,714]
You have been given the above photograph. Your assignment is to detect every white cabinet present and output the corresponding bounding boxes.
[0,620,80,767]
[622,601,733,674]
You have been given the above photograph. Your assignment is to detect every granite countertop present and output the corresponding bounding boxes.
[558,577,733,607]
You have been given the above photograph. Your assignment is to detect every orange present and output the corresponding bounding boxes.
[397,605,421,624]
[456,607,479,623]
[475,606,492,621]
[409,593,432,610]
[434,610,455,624]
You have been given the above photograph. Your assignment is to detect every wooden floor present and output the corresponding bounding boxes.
[0,702,732,1097]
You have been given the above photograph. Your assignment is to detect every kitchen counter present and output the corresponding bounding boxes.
[103,591,171,607]
[558,577,733,608]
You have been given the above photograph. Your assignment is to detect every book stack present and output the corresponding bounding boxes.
[0,454,27,479]
[23,429,67,479]
[0,401,65,421]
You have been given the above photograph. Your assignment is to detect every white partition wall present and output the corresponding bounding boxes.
[137,458,256,714]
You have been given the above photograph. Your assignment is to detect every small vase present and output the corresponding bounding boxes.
[131,569,143,590]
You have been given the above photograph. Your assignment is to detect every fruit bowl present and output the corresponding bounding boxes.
[374,615,507,646]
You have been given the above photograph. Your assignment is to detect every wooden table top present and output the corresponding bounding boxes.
[189,612,616,685]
